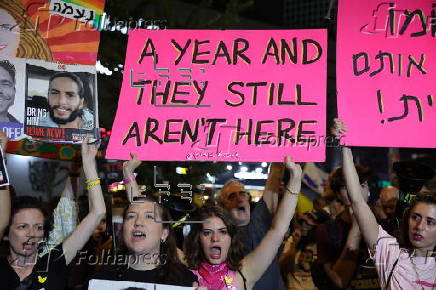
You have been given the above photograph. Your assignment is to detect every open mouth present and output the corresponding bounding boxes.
[22,241,36,250]
[132,231,146,241]
[209,246,222,259]
[237,206,246,213]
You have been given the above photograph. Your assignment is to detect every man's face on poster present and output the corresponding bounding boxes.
[48,76,84,124]
[0,65,15,114]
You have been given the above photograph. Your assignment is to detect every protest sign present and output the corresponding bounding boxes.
[1,57,98,142]
[0,0,105,64]
[21,58,99,142]
[106,29,327,162]
[89,279,195,290]
[337,0,435,147]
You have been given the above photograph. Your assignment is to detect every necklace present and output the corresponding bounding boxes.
[410,251,424,290]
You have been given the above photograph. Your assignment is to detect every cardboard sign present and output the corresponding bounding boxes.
[337,0,435,147]
[24,58,99,142]
[0,0,105,64]
[106,29,327,162]
[89,279,195,290]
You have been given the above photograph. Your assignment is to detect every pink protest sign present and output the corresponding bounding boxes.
[337,0,435,147]
[106,30,327,162]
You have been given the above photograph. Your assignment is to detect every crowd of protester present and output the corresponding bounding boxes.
[0,118,435,290]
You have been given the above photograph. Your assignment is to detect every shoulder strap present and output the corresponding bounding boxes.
[237,269,247,290]
[385,257,399,290]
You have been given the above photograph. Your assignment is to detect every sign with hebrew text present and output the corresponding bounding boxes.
[106,29,327,162]
[337,0,435,147]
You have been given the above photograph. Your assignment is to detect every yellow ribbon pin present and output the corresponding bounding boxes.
[38,275,47,283]
[224,275,233,284]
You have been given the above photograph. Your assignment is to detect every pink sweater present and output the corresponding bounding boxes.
[370,226,435,289]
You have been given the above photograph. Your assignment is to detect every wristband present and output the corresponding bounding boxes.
[123,176,136,185]
[86,180,101,190]
[85,178,100,184]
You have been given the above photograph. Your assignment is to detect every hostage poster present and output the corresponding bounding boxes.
[22,58,99,142]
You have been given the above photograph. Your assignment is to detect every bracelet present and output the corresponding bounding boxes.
[86,180,101,190]
[286,188,299,195]
[123,176,136,185]
[85,178,100,184]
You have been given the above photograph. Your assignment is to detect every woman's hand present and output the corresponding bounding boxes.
[284,156,302,194]
[123,152,141,174]
[81,137,99,165]
[330,118,347,137]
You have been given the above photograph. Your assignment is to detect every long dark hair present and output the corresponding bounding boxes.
[6,196,52,241]
[400,192,436,251]
[121,195,188,284]
[184,204,243,271]
[327,165,371,197]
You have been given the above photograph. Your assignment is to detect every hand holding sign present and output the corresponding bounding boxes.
[330,118,347,137]
[123,152,142,175]
[284,155,302,194]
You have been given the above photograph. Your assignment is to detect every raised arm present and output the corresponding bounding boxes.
[263,162,285,214]
[122,152,142,201]
[241,156,301,288]
[0,131,10,241]
[62,138,106,264]
[342,147,379,248]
